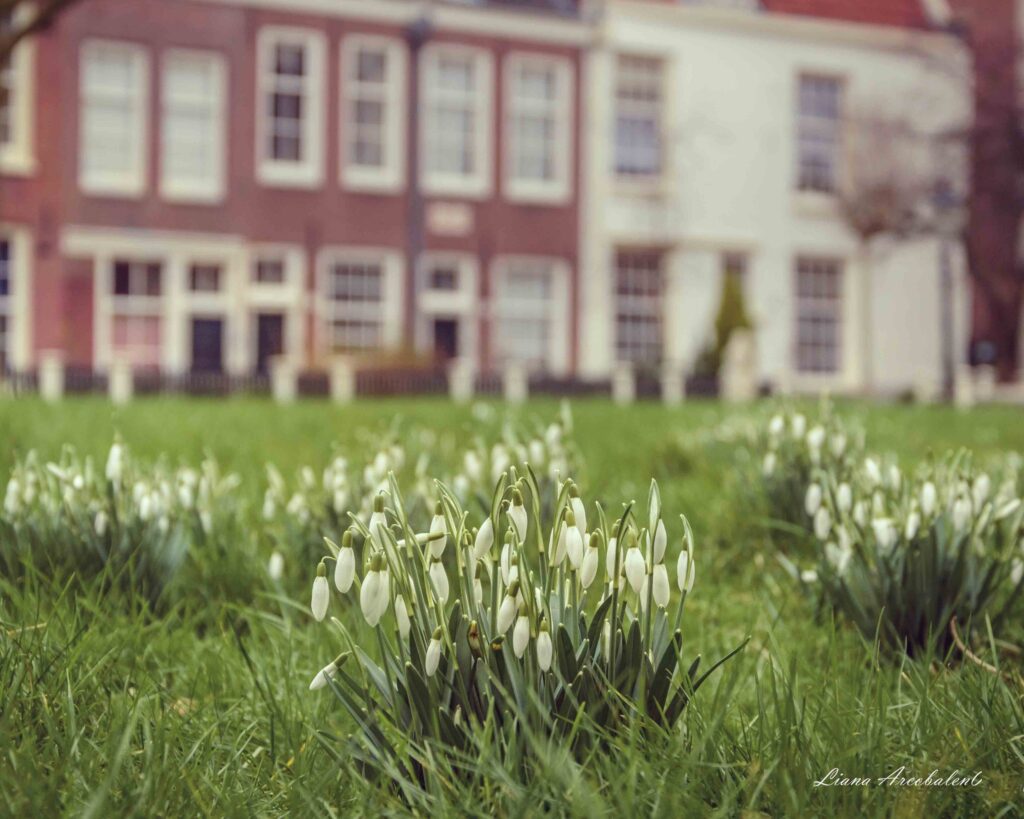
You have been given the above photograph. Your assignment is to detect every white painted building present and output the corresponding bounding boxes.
[580,0,971,395]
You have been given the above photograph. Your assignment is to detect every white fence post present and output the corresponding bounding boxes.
[954,365,976,409]
[109,358,133,405]
[974,364,996,403]
[448,357,474,404]
[503,362,528,404]
[721,329,757,402]
[612,361,635,405]
[38,350,65,402]
[330,357,356,403]
[270,356,297,404]
[661,361,684,406]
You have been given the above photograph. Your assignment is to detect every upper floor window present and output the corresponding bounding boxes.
[0,9,16,149]
[796,74,843,193]
[161,50,226,202]
[253,257,286,285]
[614,55,664,179]
[257,27,325,188]
[505,53,572,203]
[80,41,148,196]
[341,36,406,191]
[794,256,842,374]
[615,249,662,366]
[421,45,492,197]
[0,5,33,174]
[189,263,222,293]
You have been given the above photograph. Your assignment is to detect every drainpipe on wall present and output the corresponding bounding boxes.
[405,10,433,354]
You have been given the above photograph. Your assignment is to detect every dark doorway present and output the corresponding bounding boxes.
[191,318,224,374]
[432,318,458,362]
[256,313,285,375]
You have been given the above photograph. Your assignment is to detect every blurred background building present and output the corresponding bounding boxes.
[0,0,1019,396]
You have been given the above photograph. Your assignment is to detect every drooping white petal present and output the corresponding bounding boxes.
[509,502,528,542]
[360,570,383,626]
[309,661,339,691]
[536,630,553,671]
[425,638,442,677]
[473,517,494,560]
[570,496,587,537]
[676,550,695,593]
[921,481,937,516]
[814,507,832,541]
[652,563,670,608]
[496,594,517,634]
[429,513,448,558]
[268,551,284,581]
[334,546,355,592]
[580,545,598,589]
[513,615,530,658]
[653,520,667,564]
[624,546,646,594]
[566,526,584,570]
[311,575,330,622]
[836,483,852,514]
[805,483,822,517]
[395,594,411,640]
[605,537,619,579]
[429,560,450,604]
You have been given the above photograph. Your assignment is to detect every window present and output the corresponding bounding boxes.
[189,264,221,293]
[161,51,226,201]
[253,257,286,285]
[80,41,148,195]
[341,37,405,190]
[615,250,662,365]
[0,6,33,173]
[111,260,163,369]
[0,9,16,148]
[797,74,843,193]
[325,258,386,351]
[505,54,572,202]
[614,55,664,179]
[0,239,10,372]
[257,27,325,187]
[428,262,459,292]
[493,259,561,370]
[422,46,492,196]
[794,257,842,374]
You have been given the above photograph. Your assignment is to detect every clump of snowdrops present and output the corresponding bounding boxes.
[304,467,746,791]
[764,410,1024,655]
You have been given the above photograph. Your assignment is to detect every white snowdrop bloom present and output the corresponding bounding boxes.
[905,510,921,541]
[804,483,823,517]
[105,443,124,484]
[676,550,695,593]
[807,425,826,452]
[4,479,20,516]
[536,624,553,671]
[550,520,568,566]
[508,490,528,541]
[872,518,897,552]
[491,445,511,483]
[853,501,869,529]
[624,543,646,594]
[872,491,885,517]
[565,512,584,570]
[463,450,483,484]
[545,422,562,448]
[395,594,411,640]
[72,473,85,491]
[800,569,819,584]
[429,559,450,604]
[569,490,587,537]
[139,494,153,522]
[972,474,991,510]
[579,534,599,589]
[996,498,1021,520]
[368,495,388,549]
[199,510,212,535]
[791,414,807,439]
[653,519,668,564]
[605,533,619,580]
[360,558,388,626]
[830,433,847,458]
[513,615,531,658]
[473,517,494,561]
[1012,559,1024,586]
[309,656,345,691]
[920,481,937,517]
[311,562,330,622]
[864,458,882,487]
[372,451,388,478]
[132,482,146,505]
[94,510,108,537]
[838,524,852,552]
[652,563,670,608]
[332,488,349,515]
[334,537,355,592]
[429,503,448,559]
[473,573,483,606]
[825,542,852,576]
[762,453,777,477]
[500,537,514,585]
[888,465,901,492]
[836,483,852,514]
[453,475,470,500]
[268,551,284,581]
[768,414,785,438]
[177,483,194,509]
[262,492,276,521]
[425,629,442,677]
[813,507,832,541]
[528,439,546,467]
[496,584,519,633]
[953,496,972,533]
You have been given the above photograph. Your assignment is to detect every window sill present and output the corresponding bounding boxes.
[792,189,841,219]
[160,185,226,206]
[0,151,36,177]
[420,174,491,201]
[503,182,571,207]
[612,174,672,199]
[341,168,405,196]
[257,162,324,190]
[79,176,147,199]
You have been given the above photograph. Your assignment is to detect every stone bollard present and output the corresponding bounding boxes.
[721,329,757,402]
[661,361,684,406]
[38,350,65,402]
[448,357,474,404]
[503,362,528,404]
[612,361,636,405]
[109,358,133,405]
[270,356,297,404]
[953,365,975,409]
[330,357,356,403]
[974,365,996,403]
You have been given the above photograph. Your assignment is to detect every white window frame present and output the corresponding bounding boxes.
[0,3,36,176]
[160,49,227,203]
[795,73,844,195]
[108,258,165,370]
[793,255,844,377]
[340,34,406,193]
[0,226,31,372]
[317,248,403,355]
[503,52,572,204]
[491,255,570,375]
[79,40,149,197]
[420,43,493,199]
[614,249,664,367]
[256,26,326,189]
[613,53,666,183]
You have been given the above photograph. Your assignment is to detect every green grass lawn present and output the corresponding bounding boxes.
[1,396,1023,817]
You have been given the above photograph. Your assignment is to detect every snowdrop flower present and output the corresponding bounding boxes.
[311,562,330,622]
[565,509,584,569]
[262,491,277,521]
[496,582,519,633]
[807,425,826,453]
[1012,559,1024,587]
[836,482,852,514]
[653,519,667,564]
[872,518,897,552]
[472,564,484,605]
[605,523,620,579]
[500,534,515,584]
[872,491,885,516]
[864,458,881,487]
[953,496,972,533]
[139,493,153,522]
[580,532,599,589]
[368,494,388,549]
[624,537,646,594]
[800,569,819,584]
[360,555,389,626]
[536,621,553,671]
[528,439,545,467]
[830,433,847,458]
[508,489,528,541]
[473,517,494,560]
[550,519,568,566]
[762,453,777,477]
[334,531,355,592]
[676,550,695,593]
[309,654,347,691]
[395,594,411,640]
[105,442,124,484]
[825,542,852,576]
[569,485,587,537]
[853,501,869,529]
[429,502,448,559]
[768,414,785,438]
[429,558,450,604]
[513,614,530,658]
[813,507,832,541]
[791,414,806,439]
[995,498,1021,520]
[972,474,991,510]
[921,481,937,517]
[268,551,284,581]
[805,483,823,517]
[652,563,670,608]
[888,465,901,492]
[94,510,108,537]
[3,478,19,515]
[545,422,562,449]
[425,628,442,677]
[904,510,921,541]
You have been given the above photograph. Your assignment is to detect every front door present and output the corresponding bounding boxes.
[191,318,224,374]
[256,313,285,375]
[433,318,458,362]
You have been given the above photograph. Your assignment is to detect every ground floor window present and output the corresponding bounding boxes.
[493,259,556,369]
[794,256,842,374]
[111,259,163,370]
[0,238,10,372]
[614,249,662,366]
[325,257,385,351]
